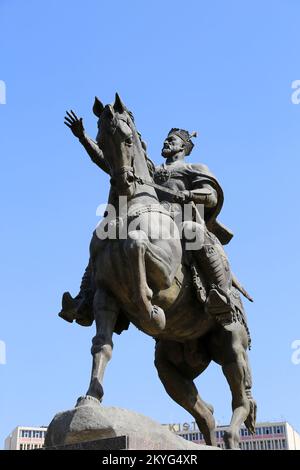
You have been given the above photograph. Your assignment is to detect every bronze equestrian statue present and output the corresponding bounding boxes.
[60,94,256,449]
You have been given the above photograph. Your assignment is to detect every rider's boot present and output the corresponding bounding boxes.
[150,305,166,331]
[196,242,233,316]
[58,291,77,323]
[58,262,95,326]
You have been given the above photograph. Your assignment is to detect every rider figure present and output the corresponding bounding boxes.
[60,112,245,327]
[154,128,234,316]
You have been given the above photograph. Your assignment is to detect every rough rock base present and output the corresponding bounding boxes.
[45,396,219,450]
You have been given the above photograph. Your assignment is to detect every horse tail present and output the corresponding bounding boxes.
[244,397,257,435]
[244,378,257,434]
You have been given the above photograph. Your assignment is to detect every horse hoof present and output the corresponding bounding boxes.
[75,395,101,408]
[151,305,166,331]
[86,378,104,402]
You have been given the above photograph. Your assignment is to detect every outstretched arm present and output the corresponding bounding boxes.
[64,110,110,174]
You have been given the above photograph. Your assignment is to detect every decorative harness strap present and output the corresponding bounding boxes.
[127,204,171,222]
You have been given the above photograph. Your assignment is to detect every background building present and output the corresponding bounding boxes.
[5,420,300,450]
[164,421,300,450]
[4,426,47,450]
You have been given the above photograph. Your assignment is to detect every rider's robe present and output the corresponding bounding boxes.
[154,161,233,245]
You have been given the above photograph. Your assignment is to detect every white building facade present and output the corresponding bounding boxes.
[164,421,300,450]
[5,426,47,450]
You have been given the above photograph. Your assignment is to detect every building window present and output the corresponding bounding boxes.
[19,444,23,450]
[282,439,286,449]
[278,440,282,449]
[271,440,275,450]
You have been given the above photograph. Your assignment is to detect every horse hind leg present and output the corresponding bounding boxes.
[85,289,119,402]
[154,340,217,447]
[217,324,255,449]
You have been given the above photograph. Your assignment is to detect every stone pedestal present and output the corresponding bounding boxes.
[45,396,219,450]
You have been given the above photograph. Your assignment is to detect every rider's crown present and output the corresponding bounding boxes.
[168,128,197,156]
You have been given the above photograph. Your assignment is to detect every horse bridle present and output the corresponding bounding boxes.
[109,148,138,189]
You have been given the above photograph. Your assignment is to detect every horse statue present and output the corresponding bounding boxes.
[64,94,256,449]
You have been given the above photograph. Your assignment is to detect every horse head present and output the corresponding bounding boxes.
[93,93,147,198]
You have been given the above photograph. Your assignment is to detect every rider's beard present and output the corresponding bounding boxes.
[161,146,175,158]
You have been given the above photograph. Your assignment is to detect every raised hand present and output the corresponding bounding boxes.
[64,110,85,138]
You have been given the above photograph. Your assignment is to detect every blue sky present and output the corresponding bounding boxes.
[1,0,300,448]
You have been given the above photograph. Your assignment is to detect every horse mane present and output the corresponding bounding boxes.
[127,107,156,179]
[145,155,156,178]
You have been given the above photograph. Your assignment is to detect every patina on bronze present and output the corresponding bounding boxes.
[60,94,256,449]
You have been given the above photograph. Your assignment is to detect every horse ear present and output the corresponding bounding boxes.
[93,96,104,117]
[114,92,126,113]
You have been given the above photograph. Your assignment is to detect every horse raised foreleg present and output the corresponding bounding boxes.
[86,289,119,401]
[154,340,217,446]
[124,230,166,333]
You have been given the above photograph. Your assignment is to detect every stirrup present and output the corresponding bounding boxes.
[205,285,232,316]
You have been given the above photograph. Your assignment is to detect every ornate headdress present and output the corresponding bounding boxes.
[167,128,197,156]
